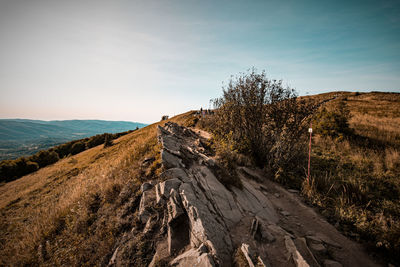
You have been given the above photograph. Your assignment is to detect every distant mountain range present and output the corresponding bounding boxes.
[0,119,147,160]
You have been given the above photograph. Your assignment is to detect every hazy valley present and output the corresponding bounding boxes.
[0,119,147,160]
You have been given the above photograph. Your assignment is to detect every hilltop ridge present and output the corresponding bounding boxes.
[0,92,399,266]
[109,121,378,266]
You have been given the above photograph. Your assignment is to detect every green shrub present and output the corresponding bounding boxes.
[54,142,74,158]
[0,158,39,182]
[313,101,352,139]
[0,129,133,183]
[31,150,59,168]
[86,134,105,148]
[103,133,113,148]
[71,141,86,155]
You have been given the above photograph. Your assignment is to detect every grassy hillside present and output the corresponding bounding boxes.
[199,90,399,263]
[0,112,193,266]
[304,92,400,261]
[0,92,398,265]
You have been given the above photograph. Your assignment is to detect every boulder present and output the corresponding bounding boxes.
[305,235,323,245]
[293,238,320,267]
[138,189,156,224]
[157,125,170,136]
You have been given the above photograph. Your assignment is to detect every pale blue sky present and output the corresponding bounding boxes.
[0,0,399,123]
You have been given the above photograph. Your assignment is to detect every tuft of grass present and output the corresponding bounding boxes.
[208,136,246,189]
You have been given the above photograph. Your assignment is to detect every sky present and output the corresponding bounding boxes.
[0,0,399,123]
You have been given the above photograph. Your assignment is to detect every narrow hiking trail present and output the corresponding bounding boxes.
[110,122,381,267]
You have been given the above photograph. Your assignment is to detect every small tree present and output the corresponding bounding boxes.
[71,141,86,155]
[32,150,59,168]
[213,69,315,173]
[313,100,352,139]
[103,133,113,148]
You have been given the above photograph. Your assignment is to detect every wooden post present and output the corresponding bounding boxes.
[307,123,312,185]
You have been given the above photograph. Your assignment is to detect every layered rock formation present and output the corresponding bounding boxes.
[109,122,380,267]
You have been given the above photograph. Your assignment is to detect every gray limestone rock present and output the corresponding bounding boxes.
[138,189,156,224]
[231,179,278,224]
[161,149,184,169]
[193,166,242,227]
[167,192,189,255]
[170,245,215,267]
[160,167,191,183]
[156,178,182,204]
[167,189,184,223]
[178,181,233,266]
[284,235,310,267]
[161,134,182,153]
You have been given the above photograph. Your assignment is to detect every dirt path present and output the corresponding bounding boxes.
[192,125,382,266]
[243,171,382,267]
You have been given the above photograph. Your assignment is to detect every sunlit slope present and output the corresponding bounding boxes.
[0,111,195,266]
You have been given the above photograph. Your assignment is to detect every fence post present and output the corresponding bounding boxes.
[307,123,313,185]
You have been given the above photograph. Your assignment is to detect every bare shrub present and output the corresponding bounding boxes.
[212,69,314,175]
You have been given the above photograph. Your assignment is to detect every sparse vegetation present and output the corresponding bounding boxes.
[211,84,399,264]
[211,69,315,183]
[303,93,400,263]
[103,133,114,148]
[313,100,353,139]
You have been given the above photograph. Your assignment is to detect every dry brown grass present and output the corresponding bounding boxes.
[302,92,400,263]
[0,111,194,266]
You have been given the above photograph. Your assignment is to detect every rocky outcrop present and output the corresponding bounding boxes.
[153,122,282,266]
[109,122,379,267]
